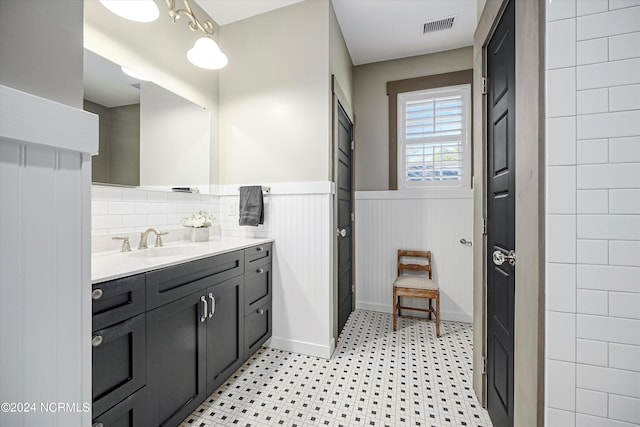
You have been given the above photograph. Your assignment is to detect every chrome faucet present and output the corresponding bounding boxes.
[138,227,168,249]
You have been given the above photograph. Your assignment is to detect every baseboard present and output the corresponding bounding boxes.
[266,336,334,359]
[355,301,472,323]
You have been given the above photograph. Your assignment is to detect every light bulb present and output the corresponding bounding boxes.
[187,37,228,70]
[99,0,160,23]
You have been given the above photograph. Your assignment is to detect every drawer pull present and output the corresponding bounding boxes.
[92,289,103,300]
[209,293,215,318]
[91,335,103,347]
[258,309,265,315]
[200,296,208,323]
[257,268,265,274]
[256,246,264,252]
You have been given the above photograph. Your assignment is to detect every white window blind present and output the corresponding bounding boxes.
[398,84,471,188]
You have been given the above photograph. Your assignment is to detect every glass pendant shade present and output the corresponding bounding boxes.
[99,0,160,23]
[187,37,228,70]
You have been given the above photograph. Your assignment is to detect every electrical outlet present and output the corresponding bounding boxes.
[227,203,236,216]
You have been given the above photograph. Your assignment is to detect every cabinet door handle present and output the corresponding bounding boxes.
[200,296,208,323]
[208,293,215,318]
[92,289,103,300]
[91,335,103,347]
[256,246,264,252]
[257,268,265,274]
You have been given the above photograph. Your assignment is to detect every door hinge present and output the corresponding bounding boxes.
[351,284,355,293]
[482,356,487,375]
[482,218,487,235]
[351,212,355,222]
[481,77,488,95]
[351,140,355,150]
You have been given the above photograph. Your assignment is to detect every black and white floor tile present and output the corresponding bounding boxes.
[181,310,493,427]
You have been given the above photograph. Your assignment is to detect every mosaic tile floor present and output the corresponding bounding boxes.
[181,310,493,427]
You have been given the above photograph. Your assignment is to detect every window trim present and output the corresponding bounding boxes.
[397,84,472,189]
[387,69,473,190]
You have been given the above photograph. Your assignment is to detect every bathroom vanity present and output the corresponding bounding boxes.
[90,238,273,427]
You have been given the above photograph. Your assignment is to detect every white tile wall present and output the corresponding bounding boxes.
[546,3,640,424]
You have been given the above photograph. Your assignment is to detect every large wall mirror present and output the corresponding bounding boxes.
[84,49,211,190]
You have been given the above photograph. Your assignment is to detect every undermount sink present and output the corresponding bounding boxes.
[128,245,207,258]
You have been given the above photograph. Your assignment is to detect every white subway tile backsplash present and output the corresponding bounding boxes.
[577,139,609,164]
[120,214,147,228]
[610,31,640,60]
[577,240,609,265]
[146,191,168,202]
[578,289,609,315]
[577,264,640,292]
[120,189,147,202]
[608,395,640,425]
[578,314,640,345]
[107,201,136,215]
[577,0,610,16]
[547,19,577,69]
[547,215,577,263]
[548,117,577,165]
[576,413,639,426]
[609,343,640,372]
[547,166,577,214]
[547,407,576,426]
[547,311,577,361]
[577,6,640,40]
[576,388,609,417]
[577,339,609,366]
[92,215,122,230]
[547,0,576,21]
[577,364,640,398]
[609,137,640,163]
[547,359,577,410]
[577,163,640,189]
[610,84,640,112]
[578,88,609,114]
[609,241,640,266]
[546,263,577,312]
[146,214,168,226]
[92,185,122,200]
[577,38,609,65]
[609,189,640,213]
[577,111,640,140]
[548,68,577,117]
[578,215,640,240]
[91,200,108,215]
[609,0,640,10]
[577,58,640,90]
[577,190,608,213]
[609,291,640,319]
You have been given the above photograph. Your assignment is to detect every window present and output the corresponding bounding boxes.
[397,84,471,188]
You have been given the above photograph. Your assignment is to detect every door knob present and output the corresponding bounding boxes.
[492,250,516,266]
[337,228,347,237]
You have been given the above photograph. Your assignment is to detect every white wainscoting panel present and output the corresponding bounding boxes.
[0,85,96,426]
[355,191,474,323]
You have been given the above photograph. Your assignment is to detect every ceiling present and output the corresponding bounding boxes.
[196,0,477,66]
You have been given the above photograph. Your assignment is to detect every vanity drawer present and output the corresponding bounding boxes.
[244,243,272,272]
[91,386,149,427]
[92,274,145,331]
[244,263,272,312]
[244,301,272,358]
[92,313,146,418]
[146,250,244,310]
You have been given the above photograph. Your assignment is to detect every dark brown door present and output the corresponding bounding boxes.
[337,103,353,335]
[486,1,515,426]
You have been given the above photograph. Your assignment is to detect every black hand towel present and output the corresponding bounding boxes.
[239,186,264,226]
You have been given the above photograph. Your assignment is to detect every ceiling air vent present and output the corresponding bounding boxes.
[422,16,456,34]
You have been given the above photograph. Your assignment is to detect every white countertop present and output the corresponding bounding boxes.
[92,237,274,284]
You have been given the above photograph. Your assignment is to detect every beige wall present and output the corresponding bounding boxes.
[352,47,473,191]
[0,0,84,108]
[330,2,354,113]
[218,0,331,185]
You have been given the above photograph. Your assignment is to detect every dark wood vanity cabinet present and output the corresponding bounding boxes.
[92,243,272,427]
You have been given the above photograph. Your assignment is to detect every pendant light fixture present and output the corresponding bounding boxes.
[98,0,160,23]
